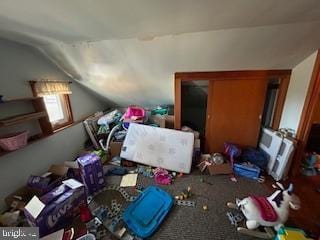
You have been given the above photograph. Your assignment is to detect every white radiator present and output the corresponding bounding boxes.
[259,127,295,180]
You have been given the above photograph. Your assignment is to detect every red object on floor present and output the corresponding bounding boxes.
[79,205,92,223]
[250,196,278,222]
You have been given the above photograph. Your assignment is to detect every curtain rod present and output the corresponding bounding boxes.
[29,80,73,84]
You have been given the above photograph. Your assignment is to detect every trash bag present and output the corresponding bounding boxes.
[241,148,269,170]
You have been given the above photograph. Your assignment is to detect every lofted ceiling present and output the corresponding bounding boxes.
[1,0,320,106]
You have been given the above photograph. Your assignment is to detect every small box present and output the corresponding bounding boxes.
[149,115,174,129]
[27,165,69,194]
[207,163,233,175]
[77,153,105,195]
[24,179,86,237]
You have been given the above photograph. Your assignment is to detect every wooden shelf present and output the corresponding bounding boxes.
[0,97,42,104]
[0,134,51,157]
[0,111,47,128]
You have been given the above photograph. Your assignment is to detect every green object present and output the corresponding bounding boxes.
[92,149,107,163]
[275,227,312,240]
[151,107,168,116]
[98,125,109,134]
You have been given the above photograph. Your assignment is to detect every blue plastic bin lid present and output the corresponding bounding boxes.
[123,186,173,238]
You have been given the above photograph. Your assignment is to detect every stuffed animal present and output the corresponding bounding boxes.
[228,182,300,238]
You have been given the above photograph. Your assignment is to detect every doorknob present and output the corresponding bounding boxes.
[258,114,262,120]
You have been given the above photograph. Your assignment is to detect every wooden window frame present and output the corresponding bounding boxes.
[29,81,74,132]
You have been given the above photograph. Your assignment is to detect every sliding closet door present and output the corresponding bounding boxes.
[206,78,268,153]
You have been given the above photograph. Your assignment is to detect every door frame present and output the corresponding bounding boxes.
[174,70,291,131]
[291,51,320,176]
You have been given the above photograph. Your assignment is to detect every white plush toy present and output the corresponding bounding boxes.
[228,182,300,239]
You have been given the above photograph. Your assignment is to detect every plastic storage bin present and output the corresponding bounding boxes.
[123,186,173,238]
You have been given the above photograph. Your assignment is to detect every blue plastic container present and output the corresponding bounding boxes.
[233,163,261,180]
[123,186,173,238]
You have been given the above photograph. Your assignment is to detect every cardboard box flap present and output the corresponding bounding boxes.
[62,179,83,189]
[25,196,45,219]
[64,161,79,169]
[48,165,69,176]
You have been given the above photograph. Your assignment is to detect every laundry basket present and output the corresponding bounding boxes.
[0,131,29,151]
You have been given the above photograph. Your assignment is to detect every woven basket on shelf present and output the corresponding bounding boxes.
[0,131,29,151]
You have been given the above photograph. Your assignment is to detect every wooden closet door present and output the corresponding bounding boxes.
[206,78,268,153]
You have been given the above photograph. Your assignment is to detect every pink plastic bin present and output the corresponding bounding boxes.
[0,131,28,151]
[123,106,145,121]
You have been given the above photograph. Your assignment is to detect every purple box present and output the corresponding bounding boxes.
[24,180,86,237]
[77,153,105,195]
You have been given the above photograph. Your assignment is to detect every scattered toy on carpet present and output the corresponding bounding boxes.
[227,182,301,239]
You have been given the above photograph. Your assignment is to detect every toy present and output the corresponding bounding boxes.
[175,186,192,200]
[275,227,313,240]
[227,182,300,239]
[226,211,244,227]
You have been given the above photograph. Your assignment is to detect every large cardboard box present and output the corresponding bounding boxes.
[109,141,123,159]
[24,179,86,237]
[77,153,105,195]
[207,163,233,175]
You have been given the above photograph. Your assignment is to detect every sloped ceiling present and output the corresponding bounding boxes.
[1,0,320,106]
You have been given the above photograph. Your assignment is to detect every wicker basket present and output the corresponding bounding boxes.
[0,131,29,151]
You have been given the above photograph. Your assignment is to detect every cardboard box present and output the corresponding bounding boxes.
[64,161,82,182]
[149,115,174,129]
[109,141,123,159]
[27,165,69,194]
[5,185,42,210]
[207,163,233,175]
[77,153,105,195]
[24,179,86,237]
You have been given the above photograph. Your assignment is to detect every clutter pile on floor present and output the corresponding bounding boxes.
[0,106,315,239]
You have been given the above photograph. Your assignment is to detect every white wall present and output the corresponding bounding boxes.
[0,38,108,210]
[279,51,318,132]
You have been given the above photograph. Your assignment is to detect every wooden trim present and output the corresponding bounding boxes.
[51,95,74,131]
[174,78,182,129]
[0,112,96,158]
[291,50,320,176]
[30,81,75,132]
[175,70,291,80]
[174,70,291,132]
[271,75,291,129]
[204,80,214,152]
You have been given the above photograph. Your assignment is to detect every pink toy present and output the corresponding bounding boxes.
[154,168,172,185]
[123,106,145,121]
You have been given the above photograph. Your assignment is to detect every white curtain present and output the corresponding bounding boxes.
[33,80,72,96]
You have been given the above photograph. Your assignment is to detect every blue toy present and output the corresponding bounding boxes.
[123,186,173,238]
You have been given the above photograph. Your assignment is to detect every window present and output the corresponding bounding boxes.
[30,80,73,131]
[43,94,72,129]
